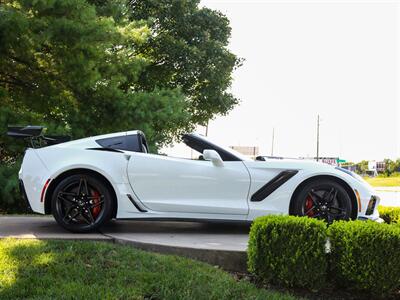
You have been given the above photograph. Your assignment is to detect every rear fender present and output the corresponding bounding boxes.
[22,147,132,215]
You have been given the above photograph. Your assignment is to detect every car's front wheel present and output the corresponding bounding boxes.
[51,174,114,233]
[290,179,352,223]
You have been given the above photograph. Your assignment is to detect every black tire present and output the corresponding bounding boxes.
[290,179,352,223]
[51,174,114,233]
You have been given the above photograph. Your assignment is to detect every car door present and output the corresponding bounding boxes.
[127,153,251,215]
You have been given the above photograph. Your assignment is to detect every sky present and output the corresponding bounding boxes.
[176,0,400,162]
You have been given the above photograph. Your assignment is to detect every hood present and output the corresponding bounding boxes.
[244,157,336,172]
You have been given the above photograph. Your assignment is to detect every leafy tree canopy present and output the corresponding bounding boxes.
[0,0,239,158]
[383,158,400,176]
[130,0,242,124]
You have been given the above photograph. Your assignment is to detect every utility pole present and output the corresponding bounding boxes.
[271,127,275,156]
[205,121,209,137]
[316,115,320,162]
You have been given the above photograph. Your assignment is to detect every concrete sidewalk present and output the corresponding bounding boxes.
[0,216,249,271]
[0,216,109,240]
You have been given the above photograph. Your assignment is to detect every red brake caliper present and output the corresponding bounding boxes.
[91,190,101,218]
[305,196,315,217]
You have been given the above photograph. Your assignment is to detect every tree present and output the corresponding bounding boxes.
[383,159,399,176]
[395,159,400,173]
[355,160,369,175]
[129,0,242,125]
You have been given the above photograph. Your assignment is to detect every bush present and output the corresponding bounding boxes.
[379,206,400,224]
[0,161,26,214]
[248,215,327,290]
[328,220,400,296]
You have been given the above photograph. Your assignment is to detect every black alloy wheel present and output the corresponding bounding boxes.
[291,179,352,223]
[51,174,113,233]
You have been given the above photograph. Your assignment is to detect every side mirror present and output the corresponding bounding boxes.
[203,149,223,167]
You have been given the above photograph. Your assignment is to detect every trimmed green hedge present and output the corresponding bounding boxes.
[248,215,327,290]
[328,221,400,296]
[248,216,400,296]
[378,206,400,224]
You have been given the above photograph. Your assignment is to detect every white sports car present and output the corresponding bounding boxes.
[9,126,381,232]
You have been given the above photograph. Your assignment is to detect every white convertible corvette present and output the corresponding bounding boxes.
[10,126,380,232]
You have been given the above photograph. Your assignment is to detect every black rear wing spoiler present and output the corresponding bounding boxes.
[7,125,71,148]
[7,126,44,138]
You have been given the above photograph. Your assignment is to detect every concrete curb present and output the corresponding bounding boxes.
[112,237,248,272]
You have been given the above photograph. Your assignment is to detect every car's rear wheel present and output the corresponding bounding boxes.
[51,174,114,233]
[290,179,352,223]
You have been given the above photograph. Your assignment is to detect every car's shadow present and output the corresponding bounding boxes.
[103,219,251,235]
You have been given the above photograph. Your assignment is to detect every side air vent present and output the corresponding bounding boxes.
[127,194,147,212]
[251,170,298,202]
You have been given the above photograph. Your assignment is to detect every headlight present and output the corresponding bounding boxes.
[335,167,365,183]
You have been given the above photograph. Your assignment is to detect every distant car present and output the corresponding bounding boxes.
[9,126,381,232]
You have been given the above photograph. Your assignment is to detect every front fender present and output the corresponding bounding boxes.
[246,163,376,220]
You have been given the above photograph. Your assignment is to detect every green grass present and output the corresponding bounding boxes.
[0,239,295,300]
[363,176,400,187]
